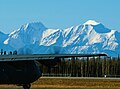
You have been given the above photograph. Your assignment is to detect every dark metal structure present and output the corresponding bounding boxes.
[0,54,107,89]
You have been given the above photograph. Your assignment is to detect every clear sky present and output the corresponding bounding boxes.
[0,0,120,33]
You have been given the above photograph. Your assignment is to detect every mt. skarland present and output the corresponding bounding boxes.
[1,20,120,56]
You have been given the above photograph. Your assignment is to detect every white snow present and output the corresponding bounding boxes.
[84,20,100,25]
[4,38,9,44]
[0,20,120,56]
[42,29,60,38]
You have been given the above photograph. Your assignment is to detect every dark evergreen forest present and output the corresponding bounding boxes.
[40,56,120,77]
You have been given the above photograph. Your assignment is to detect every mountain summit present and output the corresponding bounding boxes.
[1,21,120,56]
[4,22,47,49]
[84,20,100,25]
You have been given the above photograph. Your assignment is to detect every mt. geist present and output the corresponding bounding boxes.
[1,20,120,56]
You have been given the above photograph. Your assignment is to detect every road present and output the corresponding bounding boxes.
[41,76,120,80]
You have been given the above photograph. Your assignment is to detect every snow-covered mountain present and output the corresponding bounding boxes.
[0,31,14,52]
[1,20,120,56]
[0,31,8,43]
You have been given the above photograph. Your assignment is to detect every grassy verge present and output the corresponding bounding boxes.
[0,77,120,89]
[32,77,120,89]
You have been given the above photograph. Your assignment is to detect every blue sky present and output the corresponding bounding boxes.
[0,0,120,33]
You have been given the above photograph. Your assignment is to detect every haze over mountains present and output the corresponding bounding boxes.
[0,20,120,57]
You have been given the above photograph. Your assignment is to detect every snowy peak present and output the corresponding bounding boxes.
[84,20,100,25]
[9,22,46,36]
[0,20,120,56]
[4,22,47,49]
[18,22,46,34]
[22,22,46,31]
[83,20,111,33]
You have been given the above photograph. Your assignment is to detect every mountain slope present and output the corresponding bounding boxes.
[62,21,119,56]
[4,22,46,49]
[0,31,14,52]
[1,20,120,56]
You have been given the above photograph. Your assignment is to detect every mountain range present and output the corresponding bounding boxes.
[0,20,120,57]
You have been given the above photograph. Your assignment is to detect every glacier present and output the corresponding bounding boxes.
[1,20,120,57]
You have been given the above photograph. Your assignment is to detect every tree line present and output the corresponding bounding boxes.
[40,56,120,77]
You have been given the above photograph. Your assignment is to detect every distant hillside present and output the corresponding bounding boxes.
[0,20,120,56]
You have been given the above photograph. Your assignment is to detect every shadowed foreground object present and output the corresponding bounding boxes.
[0,54,107,89]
